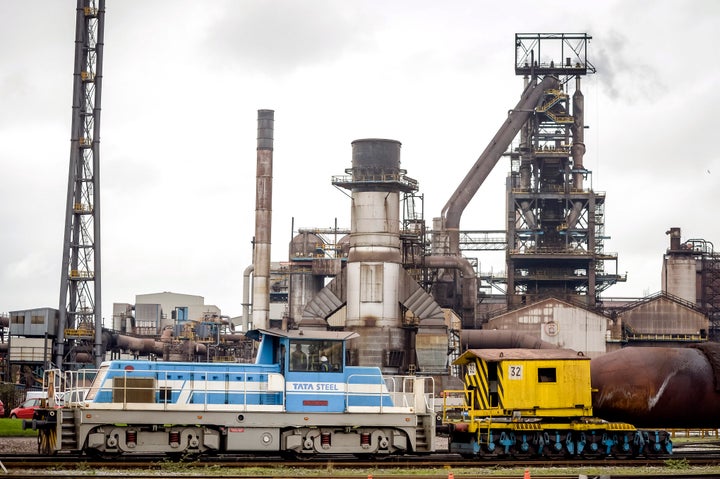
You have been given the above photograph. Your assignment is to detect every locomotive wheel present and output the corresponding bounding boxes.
[543,446,569,459]
[354,453,381,460]
[510,445,535,459]
[85,448,121,459]
[610,445,633,459]
[281,450,314,461]
[580,447,602,459]
[166,451,200,461]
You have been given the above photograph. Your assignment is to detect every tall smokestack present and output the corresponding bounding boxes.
[344,139,407,372]
[252,109,274,331]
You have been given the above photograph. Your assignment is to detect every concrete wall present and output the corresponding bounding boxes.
[620,296,707,337]
[486,298,607,357]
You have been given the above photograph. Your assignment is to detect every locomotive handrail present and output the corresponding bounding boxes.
[345,374,435,414]
[346,373,392,412]
[84,366,285,411]
[441,389,471,423]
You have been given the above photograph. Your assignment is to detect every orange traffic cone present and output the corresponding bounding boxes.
[523,468,531,479]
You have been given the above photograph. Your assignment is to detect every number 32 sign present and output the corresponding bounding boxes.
[508,365,523,379]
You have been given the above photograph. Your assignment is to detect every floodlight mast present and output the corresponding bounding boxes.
[57,0,106,370]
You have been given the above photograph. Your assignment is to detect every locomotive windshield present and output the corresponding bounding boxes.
[289,339,342,372]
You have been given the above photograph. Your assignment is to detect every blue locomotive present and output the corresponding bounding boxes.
[31,329,436,457]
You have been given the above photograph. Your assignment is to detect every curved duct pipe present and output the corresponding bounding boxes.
[160,326,173,341]
[460,329,558,350]
[424,255,477,326]
[242,264,254,331]
[441,75,560,255]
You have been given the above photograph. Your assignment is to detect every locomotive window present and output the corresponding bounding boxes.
[85,364,108,401]
[289,339,343,372]
[159,387,172,403]
[538,367,557,383]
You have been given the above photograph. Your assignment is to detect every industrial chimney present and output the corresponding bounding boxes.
[252,109,274,331]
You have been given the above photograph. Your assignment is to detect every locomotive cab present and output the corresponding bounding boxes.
[456,348,594,419]
[247,328,361,412]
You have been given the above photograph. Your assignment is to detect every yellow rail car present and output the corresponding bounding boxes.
[442,349,672,458]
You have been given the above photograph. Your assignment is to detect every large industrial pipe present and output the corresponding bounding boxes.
[566,76,586,228]
[252,110,274,331]
[591,344,720,428]
[113,332,207,358]
[441,75,560,255]
[571,76,585,190]
[242,264,254,332]
[460,329,558,350]
[518,75,537,229]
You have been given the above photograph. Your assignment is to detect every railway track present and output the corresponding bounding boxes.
[0,451,718,471]
[1,441,717,477]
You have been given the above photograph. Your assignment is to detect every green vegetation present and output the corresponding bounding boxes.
[665,458,691,469]
[0,418,39,437]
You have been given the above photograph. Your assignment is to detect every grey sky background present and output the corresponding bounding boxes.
[1,0,718,322]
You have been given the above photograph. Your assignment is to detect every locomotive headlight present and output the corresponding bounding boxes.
[261,432,272,445]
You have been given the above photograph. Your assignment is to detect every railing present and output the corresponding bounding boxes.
[76,368,434,415]
[42,368,98,406]
[625,333,706,342]
[346,374,434,413]
[440,390,470,423]
[104,370,283,411]
[331,173,418,190]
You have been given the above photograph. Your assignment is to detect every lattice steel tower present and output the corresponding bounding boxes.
[57,0,106,369]
[506,33,625,308]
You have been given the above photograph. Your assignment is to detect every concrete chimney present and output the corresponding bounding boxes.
[252,109,274,330]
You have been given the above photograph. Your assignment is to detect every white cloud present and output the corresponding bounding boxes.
[1,0,718,321]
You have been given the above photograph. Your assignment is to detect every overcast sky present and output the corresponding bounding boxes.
[1,0,718,323]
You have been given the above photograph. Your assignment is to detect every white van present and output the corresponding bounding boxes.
[25,391,47,401]
[61,388,88,407]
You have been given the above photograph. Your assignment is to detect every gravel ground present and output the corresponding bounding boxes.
[1,437,37,454]
[1,436,448,456]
